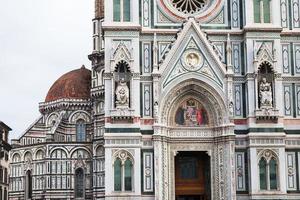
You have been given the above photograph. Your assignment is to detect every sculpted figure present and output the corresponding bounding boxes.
[186,53,198,67]
[115,78,129,108]
[259,77,273,107]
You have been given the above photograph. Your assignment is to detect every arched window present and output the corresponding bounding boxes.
[114,158,122,191]
[259,158,267,190]
[113,151,133,192]
[269,158,277,190]
[26,170,32,199]
[76,120,86,142]
[254,0,271,23]
[258,152,278,190]
[75,168,85,198]
[124,159,132,191]
[113,0,131,22]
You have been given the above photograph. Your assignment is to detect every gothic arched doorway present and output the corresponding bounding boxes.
[154,79,235,200]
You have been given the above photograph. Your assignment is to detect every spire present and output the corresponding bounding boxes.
[226,34,233,74]
[153,33,159,73]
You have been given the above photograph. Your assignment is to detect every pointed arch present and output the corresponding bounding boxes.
[159,18,226,77]
[159,78,228,126]
[254,42,276,73]
[69,110,91,123]
[76,119,86,142]
[113,150,134,192]
[258,149,279,191]
[110,41,133,74]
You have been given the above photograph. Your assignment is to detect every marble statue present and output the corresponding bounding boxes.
[259,77,272,107]
[115,78,129,108]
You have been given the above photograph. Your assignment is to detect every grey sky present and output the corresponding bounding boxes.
[0,0,94,139]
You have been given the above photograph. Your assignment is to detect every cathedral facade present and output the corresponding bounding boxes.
[8,0,300,199]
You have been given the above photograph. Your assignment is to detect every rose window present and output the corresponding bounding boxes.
[170,0,209,14]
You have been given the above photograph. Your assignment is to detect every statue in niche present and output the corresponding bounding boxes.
[259,77,273,107]
[115,78,129,108]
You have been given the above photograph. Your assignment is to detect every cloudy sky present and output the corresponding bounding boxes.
[0,0,94,139]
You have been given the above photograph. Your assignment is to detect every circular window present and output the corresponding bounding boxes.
[158,0,222,22]
[170,0,209,15]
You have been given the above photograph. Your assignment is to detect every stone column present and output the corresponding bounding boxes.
[153,126,169,200]
[215,127,236,200]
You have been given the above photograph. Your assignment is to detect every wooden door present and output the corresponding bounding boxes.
[175,152,210,199]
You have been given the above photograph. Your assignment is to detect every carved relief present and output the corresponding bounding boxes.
[163,38,223,88]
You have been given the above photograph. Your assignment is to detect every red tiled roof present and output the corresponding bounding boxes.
[45,66,91,102]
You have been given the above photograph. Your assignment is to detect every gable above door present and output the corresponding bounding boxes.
[159,17,227,91]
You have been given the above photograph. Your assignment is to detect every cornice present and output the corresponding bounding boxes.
[102,22,141,31]
[39,99,92,114]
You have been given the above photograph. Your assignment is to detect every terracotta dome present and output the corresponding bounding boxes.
[45,66,91,102]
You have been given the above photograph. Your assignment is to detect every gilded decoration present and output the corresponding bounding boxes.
[175,98,209,126]
[181,49,204,71]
